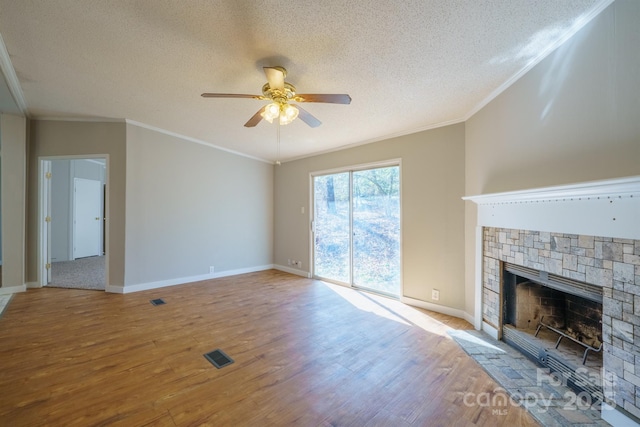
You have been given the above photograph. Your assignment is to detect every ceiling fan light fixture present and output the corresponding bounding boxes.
[261,102,280,123]
[279,104,299,125]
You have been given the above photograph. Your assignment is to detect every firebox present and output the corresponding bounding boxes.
[501,263,604,401]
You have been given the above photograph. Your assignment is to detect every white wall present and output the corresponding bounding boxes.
[464,0,640,317]
[123,123,274,289]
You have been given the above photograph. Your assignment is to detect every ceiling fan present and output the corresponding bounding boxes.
[201,66,351,128]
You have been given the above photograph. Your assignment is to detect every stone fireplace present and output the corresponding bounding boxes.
[464,176,640,426]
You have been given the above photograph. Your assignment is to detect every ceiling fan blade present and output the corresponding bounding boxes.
[294,94,351,104]
[244,106,266,127]
[263,67,285,91]
[201,93,263,99]
[295,105,322,128]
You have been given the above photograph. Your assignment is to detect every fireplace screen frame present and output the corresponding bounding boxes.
[501,262,604,349]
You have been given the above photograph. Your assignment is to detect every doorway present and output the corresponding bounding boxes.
[39,157,107,290]
[312,163,401,297]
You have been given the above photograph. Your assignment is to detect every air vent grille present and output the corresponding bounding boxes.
[204,349,234,369]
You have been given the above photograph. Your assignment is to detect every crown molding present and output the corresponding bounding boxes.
[125,120,273,164]
[0,33,28,115]
[282,116,465,163]
[35,116,124,123]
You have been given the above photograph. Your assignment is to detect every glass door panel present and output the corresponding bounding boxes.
[313,172,350,284]
[352,167,400,296]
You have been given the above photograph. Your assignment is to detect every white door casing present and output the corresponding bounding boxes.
[40,160,52,285]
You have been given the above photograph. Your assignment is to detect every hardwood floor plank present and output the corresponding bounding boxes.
[0,270,538,426]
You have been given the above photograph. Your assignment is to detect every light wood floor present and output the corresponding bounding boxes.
[0,270,538,426]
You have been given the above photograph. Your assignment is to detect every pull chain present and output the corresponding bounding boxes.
[276,118,281,166]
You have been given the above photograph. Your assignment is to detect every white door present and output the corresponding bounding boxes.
[73,178,102,259]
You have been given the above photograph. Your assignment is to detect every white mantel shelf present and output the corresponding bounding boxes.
[463,175,640,205]
[463,176,640,240]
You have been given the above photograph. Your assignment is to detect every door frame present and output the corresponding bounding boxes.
[309,158,403,296]
[39,160,52,285]
[37,155,109,288]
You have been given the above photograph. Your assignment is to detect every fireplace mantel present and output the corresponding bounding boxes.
[463,176,640,240]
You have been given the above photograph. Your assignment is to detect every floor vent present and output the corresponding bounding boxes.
[150,298,166,306]
[204,349,234,369]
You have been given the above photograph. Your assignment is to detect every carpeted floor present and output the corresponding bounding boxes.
[50,256,105,291]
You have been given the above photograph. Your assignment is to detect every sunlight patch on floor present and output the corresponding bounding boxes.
[448,330,505,353]
[322,281,410,326]
[321,281,453,337]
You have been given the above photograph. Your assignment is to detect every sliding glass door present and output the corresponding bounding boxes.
[313,164,400,297]
[313,172,350,283]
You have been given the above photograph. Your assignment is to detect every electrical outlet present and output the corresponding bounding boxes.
[432,289,440,301]
[288,259,292,266]
[209,266,215,274]
[297,261,302,268]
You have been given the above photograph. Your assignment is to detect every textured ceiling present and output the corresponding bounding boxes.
[0,0,610,162]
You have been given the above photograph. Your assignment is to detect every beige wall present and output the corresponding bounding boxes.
[464,0,640,315]
[0,114,27,290]
[124,123,273,287]
[26,120,273,291]
[275,124,466,309]
[27,120,126,286]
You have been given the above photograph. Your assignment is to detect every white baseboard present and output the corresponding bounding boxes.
[463,312,477,328]
[26,282,41,289]
[0,284,26,295]
[106,264,275,294]
[273,264,311,278]
[602,403,640,427]
[401,296,469,320]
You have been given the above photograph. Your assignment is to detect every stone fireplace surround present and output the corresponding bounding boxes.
[464,176,640,426]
